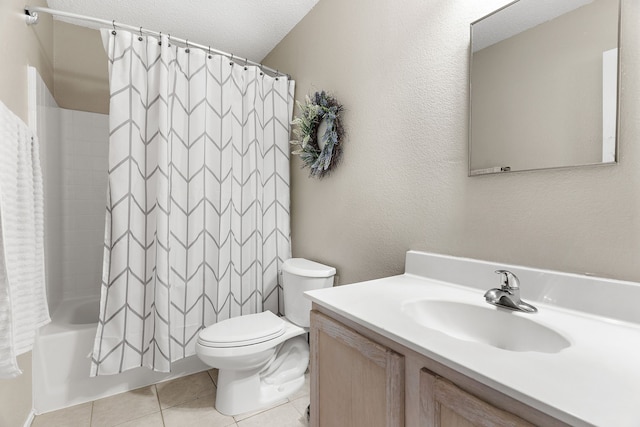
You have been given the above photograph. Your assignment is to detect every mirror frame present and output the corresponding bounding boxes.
[468,0,622,176]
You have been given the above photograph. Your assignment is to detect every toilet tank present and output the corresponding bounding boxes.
[282,258,336,328]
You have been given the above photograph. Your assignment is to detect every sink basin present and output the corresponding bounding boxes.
[402,299,571,353]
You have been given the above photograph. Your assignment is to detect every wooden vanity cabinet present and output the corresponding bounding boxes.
[310,308,568,427]
[310,310,405,427]
[420,370,533,427]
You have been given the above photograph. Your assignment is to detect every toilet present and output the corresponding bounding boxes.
[195,258,336,416]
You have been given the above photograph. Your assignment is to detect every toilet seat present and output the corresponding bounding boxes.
[198,311,286,348]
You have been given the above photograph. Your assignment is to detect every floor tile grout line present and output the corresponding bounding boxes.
[233,399,292,423]
[207,368,218,386]
[153,384,167,427]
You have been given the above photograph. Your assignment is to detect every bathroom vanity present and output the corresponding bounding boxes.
[309,310,552,426]
[306,251,640,427]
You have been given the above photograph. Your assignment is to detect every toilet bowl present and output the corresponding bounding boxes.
[195,258,336,416]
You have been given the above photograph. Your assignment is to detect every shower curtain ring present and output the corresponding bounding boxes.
[168,34,171,47]
[185,39,190,53]
[230,54,234,66]
[158,32,162,46]
[138,26,143,41]
[244,58,248,70]
[111,20,116,35]
[208,46,212,59]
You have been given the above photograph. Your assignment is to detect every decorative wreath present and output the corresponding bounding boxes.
[291,91,345,179]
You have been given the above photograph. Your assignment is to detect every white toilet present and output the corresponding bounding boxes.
[195,258,336,416]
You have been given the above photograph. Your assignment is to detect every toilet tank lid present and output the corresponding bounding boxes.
[282,258,336,278]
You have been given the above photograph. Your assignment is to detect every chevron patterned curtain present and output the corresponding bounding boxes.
[91,30,294,375]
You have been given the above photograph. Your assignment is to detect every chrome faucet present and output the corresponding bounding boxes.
[484,270,537,313]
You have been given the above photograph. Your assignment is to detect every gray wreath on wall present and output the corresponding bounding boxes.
[291,91,345,179]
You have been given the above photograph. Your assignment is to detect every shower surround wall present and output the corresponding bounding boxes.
[59,109,108,300]
[28,67,63,315]
[29,66,107,307]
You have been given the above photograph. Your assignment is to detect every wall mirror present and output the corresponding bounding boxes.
[469,0,620,176]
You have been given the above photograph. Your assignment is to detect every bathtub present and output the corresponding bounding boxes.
[33,297,208,414]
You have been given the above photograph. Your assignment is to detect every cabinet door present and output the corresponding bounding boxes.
[310,311,405,427]
[420,369,534,427]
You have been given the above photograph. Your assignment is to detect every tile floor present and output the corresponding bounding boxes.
[32,369,310,427]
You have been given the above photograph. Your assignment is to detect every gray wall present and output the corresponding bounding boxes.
[264,0,640,284]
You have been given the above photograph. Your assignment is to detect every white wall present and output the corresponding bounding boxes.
[264,0,640,285]
[30,77,108,308]
[60,109,109,300]
[29,67,63,315]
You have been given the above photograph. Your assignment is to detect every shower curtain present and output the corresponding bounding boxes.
[91,30,294,375]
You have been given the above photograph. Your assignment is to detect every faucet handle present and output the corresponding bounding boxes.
[495,270,520,291]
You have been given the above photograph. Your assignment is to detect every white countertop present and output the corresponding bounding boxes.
[306,272,640,426]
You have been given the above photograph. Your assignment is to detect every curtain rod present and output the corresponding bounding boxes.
[23,5,288,79]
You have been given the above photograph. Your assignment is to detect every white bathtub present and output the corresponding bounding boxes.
[33,297,208,414]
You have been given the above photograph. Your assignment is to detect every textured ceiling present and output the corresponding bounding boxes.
[46,0,319,62]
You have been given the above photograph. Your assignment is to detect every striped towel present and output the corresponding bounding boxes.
[0,100,50,378]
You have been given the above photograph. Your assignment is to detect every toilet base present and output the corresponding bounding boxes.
[214,336,309,416]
